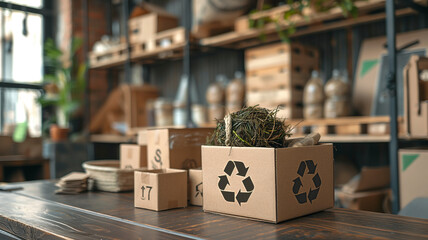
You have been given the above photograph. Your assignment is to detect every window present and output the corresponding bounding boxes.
[0,1,45,137]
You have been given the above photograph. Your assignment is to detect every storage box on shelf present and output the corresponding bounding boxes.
[128,12,178,44]
[245,42,319,119]
[403,55,428,138]
[399,148,428,209]
[336,166,390,213]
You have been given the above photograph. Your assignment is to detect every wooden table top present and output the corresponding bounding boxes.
[1,180,428,240]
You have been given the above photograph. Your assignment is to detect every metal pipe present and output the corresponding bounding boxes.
[0,82,44,91]
[386,0,400,214]
[184,0,195,128]
[122,0,131,84]
[0,1,48,15]
[82,0,90,140]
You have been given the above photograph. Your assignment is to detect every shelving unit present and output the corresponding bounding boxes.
[83,0,428,213]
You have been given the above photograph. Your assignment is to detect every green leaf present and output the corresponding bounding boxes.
[13,122,28,143]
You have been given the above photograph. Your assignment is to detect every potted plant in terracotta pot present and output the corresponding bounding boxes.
[38,38,86,142]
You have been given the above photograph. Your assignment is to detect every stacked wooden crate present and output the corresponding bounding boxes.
[89,3,185,68]
[245,42,319,119]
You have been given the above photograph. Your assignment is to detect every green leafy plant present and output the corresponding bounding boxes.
[37,38,86,128]
[249,0,361,42]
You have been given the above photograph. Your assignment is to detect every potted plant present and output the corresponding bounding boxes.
[38,38,86,142]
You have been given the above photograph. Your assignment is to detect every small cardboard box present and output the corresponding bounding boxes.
[202,144,333,223]
[337,166,390,213]
[399,148,428,209]
[337,189,389,212]
[120,144,147,169]
[341,166,390,194]
[188,169,203,206]
[403,55,428,137]
[134,169,187,211]
[147,128,213,170]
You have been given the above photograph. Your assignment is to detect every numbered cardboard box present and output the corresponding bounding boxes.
[188,169,203,206]
[134,169,187,211]
[147,128,213,170]
[202,144,333,223]
[120,144,147,169]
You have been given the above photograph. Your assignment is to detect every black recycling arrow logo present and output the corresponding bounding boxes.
[218,160,254,206]
[293,160,321,204]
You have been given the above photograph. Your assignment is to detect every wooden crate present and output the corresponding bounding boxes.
[245,42,318,119]
[235,4,303,33]
[234,0,386,34]
[247,88,303,106]
[122,85,158,129]
[89,44,128,68]
[132,27,185,55]
[128,12,178,44]
[255,102,303,119]
[90,85,159,134]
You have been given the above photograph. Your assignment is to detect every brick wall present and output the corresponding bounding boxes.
[68,0,113,124]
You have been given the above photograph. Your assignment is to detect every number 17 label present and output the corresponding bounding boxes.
[141,185,153,200]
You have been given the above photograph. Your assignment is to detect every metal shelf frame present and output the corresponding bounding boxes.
[386,0,428,214]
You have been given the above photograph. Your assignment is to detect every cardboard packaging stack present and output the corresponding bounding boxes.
[134,128,213,211]
[202,144,334,223]
[336,166,390,212]
[399,148,428,209]
[55,172,89,194]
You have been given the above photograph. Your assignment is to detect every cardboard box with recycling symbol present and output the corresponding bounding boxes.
[202,144,333,223]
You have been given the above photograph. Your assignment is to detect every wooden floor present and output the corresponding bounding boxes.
[1,180,428,239]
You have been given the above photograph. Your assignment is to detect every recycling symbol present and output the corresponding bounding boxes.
[218,161,254,205]
[293,160,321,204]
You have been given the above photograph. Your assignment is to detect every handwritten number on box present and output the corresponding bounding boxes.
[141,185,153,200]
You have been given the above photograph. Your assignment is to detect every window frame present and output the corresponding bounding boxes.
[0,0,54,134]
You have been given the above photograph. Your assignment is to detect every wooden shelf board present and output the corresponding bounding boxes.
[90,134,136,143]
[200,3,416,48]
[319,134,391,143]
[287,116,401,127]
[89,43,186,70]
